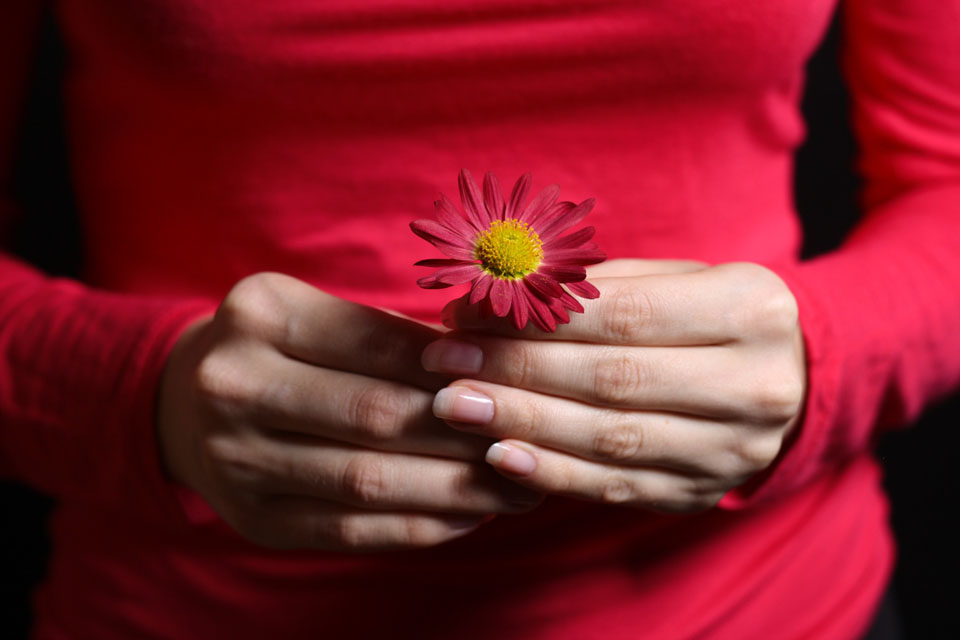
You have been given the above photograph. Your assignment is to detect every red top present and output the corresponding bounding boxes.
[2,1,959,638]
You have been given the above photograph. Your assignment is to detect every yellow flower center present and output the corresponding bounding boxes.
[475,219,543,279]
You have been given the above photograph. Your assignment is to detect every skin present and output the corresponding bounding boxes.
[427,259,808,513]
[156,272,543,552]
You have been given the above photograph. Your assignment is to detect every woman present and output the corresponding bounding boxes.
[1,1,958,638]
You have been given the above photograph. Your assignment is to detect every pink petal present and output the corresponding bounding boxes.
[519,184,560,225]
[506,173,531,219]
[525,271,563,298]
[539,198,596,242]
[545,295,570,324]
[522,284,557,332]
[543,247,607,265]
[417,274,454,289]
[531,201,575,231]
[435,264,482,285]
[410,219,477,261]
[558,290,585,313]
[566,280,601,299]
[539,264,587,283]
[414,258,471,267]
[469,274,494,304]
[483,172,505,221]
[435,195,479,236]
[544,226,596,250]
[510,284,530,330]
[459,169,490,228]
[489,278,512,317]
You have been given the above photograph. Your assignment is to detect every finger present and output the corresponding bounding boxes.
[237,495,493,551]
[482,440,728,513]
[423,337,742,416]
[445,265,746,345]
[221,273,449,391]
[432,380,739,476]
[212,422,541,546]
[585,258,707,279]
[209,345,494,460]
[243,435,543,515]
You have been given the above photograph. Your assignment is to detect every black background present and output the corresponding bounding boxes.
[2,10,958,639]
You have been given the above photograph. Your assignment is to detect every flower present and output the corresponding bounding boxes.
[411,169,605,331]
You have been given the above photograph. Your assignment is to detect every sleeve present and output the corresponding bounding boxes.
[721,0,960,507]
[0,6,214,517]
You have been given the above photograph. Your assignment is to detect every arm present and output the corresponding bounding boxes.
[426,0,960,510]
[0,5,214,514]
[1,8,539,544]
[723,0,960,505]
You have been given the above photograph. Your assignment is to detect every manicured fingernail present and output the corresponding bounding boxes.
[422,339,483,375]
[433,387,494,424]
[486,443,537,476]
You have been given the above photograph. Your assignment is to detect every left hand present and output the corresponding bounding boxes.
[421,259,807,513]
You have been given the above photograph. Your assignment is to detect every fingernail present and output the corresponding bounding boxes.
[422,339,483,375]
[433,387,494,424]
[486,442,537,476]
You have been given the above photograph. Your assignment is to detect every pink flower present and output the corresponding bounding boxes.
[411,170,605,331]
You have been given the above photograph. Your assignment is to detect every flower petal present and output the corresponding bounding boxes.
[435,195,479,236]
[414,258,472,267]
[566,280,601,299]
[510,283,530,330]
[543,247,607,265]
[410,219,477,260]
[538,198,596,242]
[417,274,454,289]
[545,295,570,324]
[522,283,556,332]
[531,200,577,231]
[539,264,587,283]
[557,290,585,313]
[459,169,490,228]
[435,264,482,285]
[544,225,596,250]
[483,172,505,221]
[525,271,564,298]
[520,184,560,225]
[506,173,531,219]
[489,278,512,317]
[469,274,494,304]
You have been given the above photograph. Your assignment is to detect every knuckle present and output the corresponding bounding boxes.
[341,455,389,505]
[329,514,368,549]
[746,376,804,423]
[732,433,783,472]
[359,326,411,373]
[592,353,649,405]
[349,385,405,441]
[505,342,540,390]
[604,289,652,343]
[599,471,641,505]
[219,273,289,335]
[592,422,644,462]
[400,518,445,548]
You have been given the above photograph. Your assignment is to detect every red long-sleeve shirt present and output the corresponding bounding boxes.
[2,1,959,638]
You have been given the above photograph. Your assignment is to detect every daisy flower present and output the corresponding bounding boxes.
[411,169,605,331]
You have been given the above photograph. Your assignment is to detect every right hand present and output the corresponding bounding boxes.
[156,272,542,551]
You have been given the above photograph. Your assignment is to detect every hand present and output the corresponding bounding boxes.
[423,259,806,513]
[156,273,541,551]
